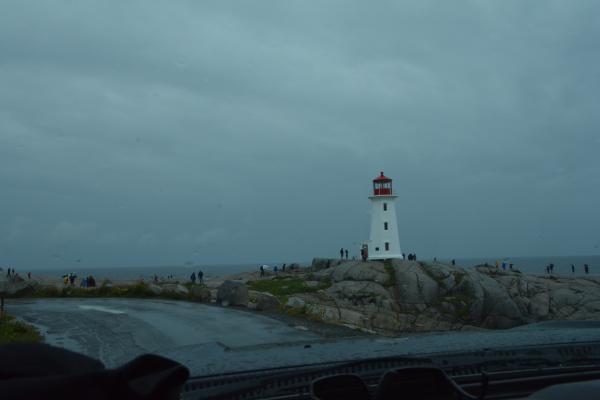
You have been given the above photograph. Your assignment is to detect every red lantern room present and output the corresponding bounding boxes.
[373,171,393,196]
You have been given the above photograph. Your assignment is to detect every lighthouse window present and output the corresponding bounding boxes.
[385,242,390,251]
[375,247,380,251]
[383,203,387,211]
[384,222,388,230]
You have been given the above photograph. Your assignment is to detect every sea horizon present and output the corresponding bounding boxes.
[16,254,600,280]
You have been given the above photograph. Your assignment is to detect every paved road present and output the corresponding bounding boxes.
[7,298,319,367]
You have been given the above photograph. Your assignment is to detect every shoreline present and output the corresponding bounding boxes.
[5,259,600,338]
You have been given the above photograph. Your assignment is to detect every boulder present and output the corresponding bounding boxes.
[285,296,306,309]
[189,286,211,302]
[217,280,249,306]
[148,284,163,295]
[249,290,280,311]
[311,258,343,270]
[331,262,391,285]
[0,276,39,296]
[162,284,189,295]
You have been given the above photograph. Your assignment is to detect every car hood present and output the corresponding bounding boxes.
[157,321,600,377]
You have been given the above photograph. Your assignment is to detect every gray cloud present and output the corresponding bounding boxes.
[1,1,599,269]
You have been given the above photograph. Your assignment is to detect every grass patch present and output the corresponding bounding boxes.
[0,314,43,344]
[420,264,447,290]
[247,276,330,301]
[383,260,397,287]
[7,283,189,301]
[452,271,466,286]
[443,294,474,322]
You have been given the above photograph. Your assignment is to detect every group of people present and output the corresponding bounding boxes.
[4,268,28,281]
[62,273,77,286]
[259,263,296,277]
[189,270,204,284]
[567,264,591,274]
[80,276,97,288]
[495,261,515,271]
[339,248,349,260]
[405,253,417,261]
[543,263,591,275]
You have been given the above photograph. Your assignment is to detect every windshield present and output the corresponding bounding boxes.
[1,0,599,379]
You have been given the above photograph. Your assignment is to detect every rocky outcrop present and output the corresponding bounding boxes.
[0,275,39,297]
[162,284,189,295]
[311,258,346,271]
[217,281,249,306]
[249,290,280,311]
[188,286,212,302]
[281,260,600,335]
[148,284,163,295]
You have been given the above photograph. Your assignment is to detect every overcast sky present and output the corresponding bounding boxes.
[1,1,599,269]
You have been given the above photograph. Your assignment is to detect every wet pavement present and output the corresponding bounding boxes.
[9,298,600,378]
[7,298,319,367]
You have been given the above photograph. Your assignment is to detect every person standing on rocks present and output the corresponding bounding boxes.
[198,270,203,283]
[260,265,265,277]
[190,272,196,284]
[585,264,589,274]
[571,264,575,274]
[451,259,455,266]
[340,248,344,259]
[345,249,349,259]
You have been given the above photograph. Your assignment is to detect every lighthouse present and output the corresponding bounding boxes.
[367,171,402,260]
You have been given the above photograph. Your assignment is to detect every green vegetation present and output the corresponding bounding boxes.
[383,260,396,287]
[421,264,448,290]
[0,314,43,344]
[443,294,474,321]
[452,271,466,286]
[6,282,207,302]
[247,276,331,303]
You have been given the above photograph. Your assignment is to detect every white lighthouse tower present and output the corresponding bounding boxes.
[367,171,402,260]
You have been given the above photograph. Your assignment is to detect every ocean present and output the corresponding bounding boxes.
[25,255,600,280]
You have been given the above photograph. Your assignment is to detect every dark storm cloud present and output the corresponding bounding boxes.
[1,1,599,268]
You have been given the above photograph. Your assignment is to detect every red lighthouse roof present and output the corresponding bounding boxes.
[373,171,392,182]
[372,171,393,196]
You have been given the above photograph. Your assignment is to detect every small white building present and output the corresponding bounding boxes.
[367,172,403,260]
